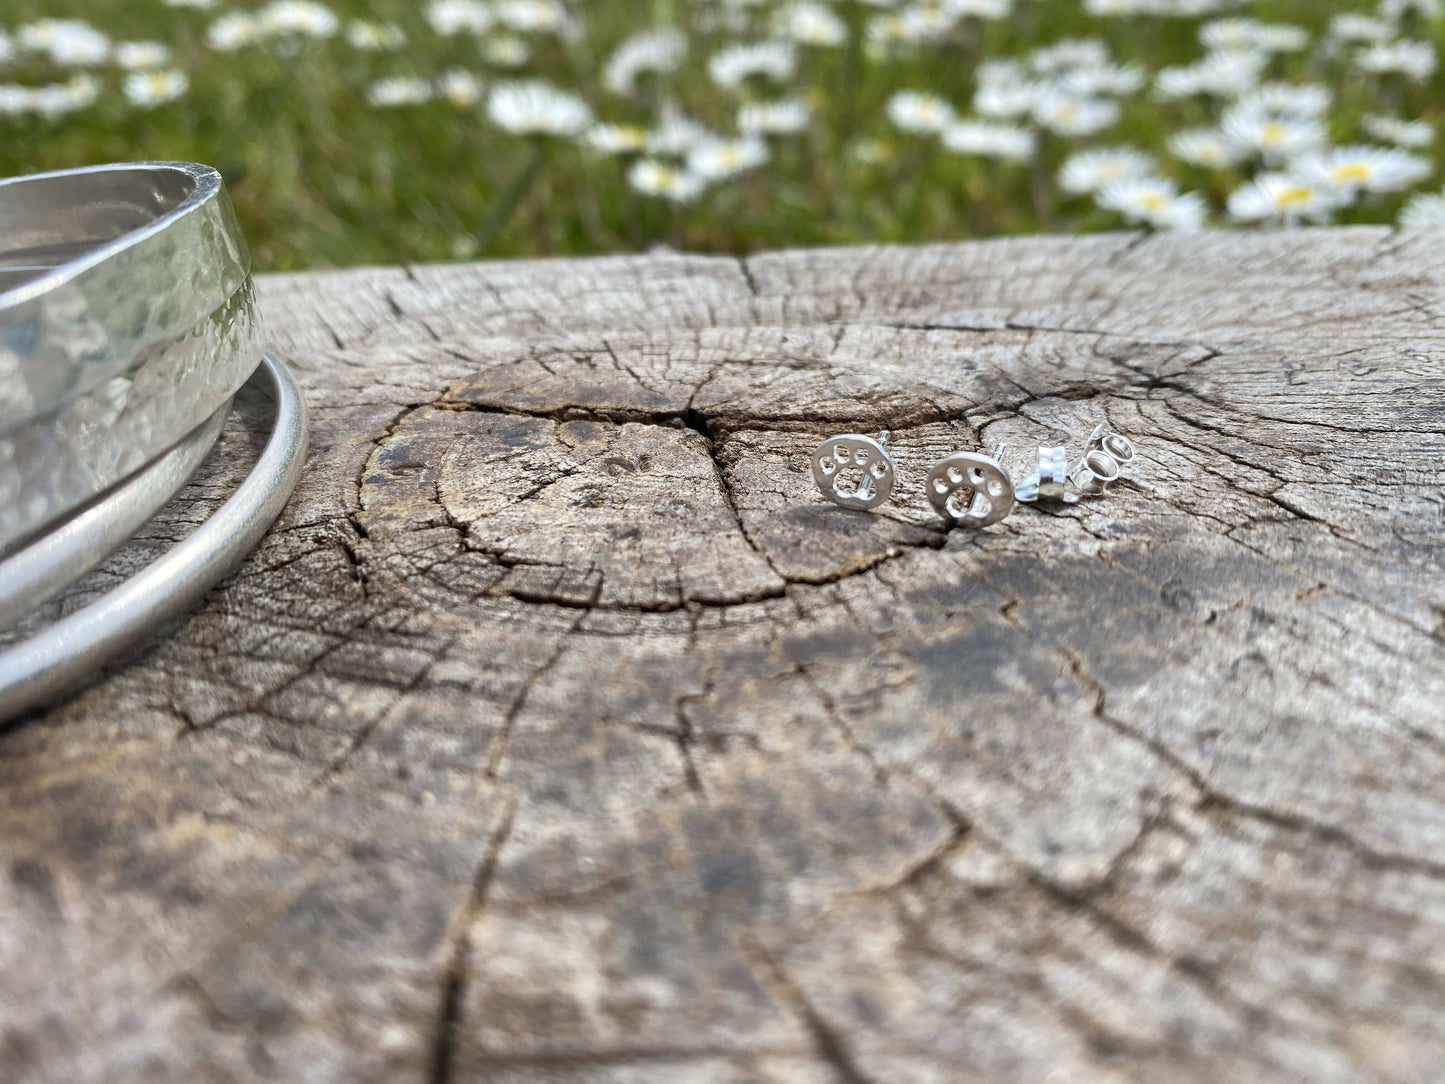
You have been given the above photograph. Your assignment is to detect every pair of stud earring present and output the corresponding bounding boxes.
[811,424,1135,528]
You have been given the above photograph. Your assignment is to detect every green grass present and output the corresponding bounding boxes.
[1,0,1440,270]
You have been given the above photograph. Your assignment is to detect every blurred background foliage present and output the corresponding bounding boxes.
[0,0,1440,270]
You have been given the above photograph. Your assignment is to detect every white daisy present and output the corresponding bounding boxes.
[1356,40,1438,81]
[484,36,531,68]
[886,90,954,134]
[494,0,569,35]
[487,80,592,135]
[346,21,405,50]
[1059,147,1156,195]
[426,0,494,36]
[1059,63,1146,97]
[367,76,433,107]
[1327,13,1394,44]
[708,42,797,88]
[585,123,649,155]
[1097,177,1207,231]
[1227,173,1348,223]
[896,6,959,43]
[1399,190,1445,228]
[1032,92,1119,137]
[1242,83,1331,118]
[1295,145,1432,194]
[114,41,170,70]
[1029,39,1111,74]
[603,28,687,95]
[1221,105,1327,161]
[1200,18,1307,54]
[777,3,848,47]
[627,159,706,203]
[17,20,110,66]
[437,69,485,108]
[1381,0,1441,17]
[1155,49,1266,98]
[973,80,1041,118]
[1167,128,1249,169]
[207,13,262,51]
[738,98,812,135]
[940,120,1035,161]
[123,69,189,107]
[687,135,771,180]
[260,1,339,38]
[1362,114,1434,149]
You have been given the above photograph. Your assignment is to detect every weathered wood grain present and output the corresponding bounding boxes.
[3,228,1445,1083]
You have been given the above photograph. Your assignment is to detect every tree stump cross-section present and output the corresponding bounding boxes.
[1,228,1444,1082]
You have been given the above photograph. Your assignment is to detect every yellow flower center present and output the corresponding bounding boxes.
[1260,121,1287,147]
[1333,162,1372,184]
[1276,185,1315,208]
[1138,193,1168,213]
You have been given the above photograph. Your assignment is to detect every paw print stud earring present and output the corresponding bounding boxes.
[812,431,896,511]
[927,443,1014,528]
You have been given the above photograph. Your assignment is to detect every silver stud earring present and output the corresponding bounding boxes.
[812,431,896,511]
[927,443,1014,528]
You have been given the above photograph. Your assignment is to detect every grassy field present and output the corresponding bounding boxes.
[0,0,1440,270]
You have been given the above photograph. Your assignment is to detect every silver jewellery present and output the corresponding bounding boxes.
[0,163,310,721]
[812,431,896,511]
[0,162,263,551]
[811,423,1137,527]
[926,443,1014,528]
[1017,425,1137,504]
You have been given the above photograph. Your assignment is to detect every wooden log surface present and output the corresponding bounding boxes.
[3,228,1445,1082]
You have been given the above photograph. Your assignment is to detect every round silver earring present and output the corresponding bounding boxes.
[812,431,896,511]
[1070,448,1123,496]
[927,443,1014,528]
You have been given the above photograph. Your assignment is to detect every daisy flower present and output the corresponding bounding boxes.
[207,13,262,51]
[1356,41,1438,81]
[1243,83,1331,118]
[487,80,592,136]
[1295,145,1432,194]
[886,90,954,134]
[739,98,812,135]
[1059,147,1156,195]
[437,70,485,108]
[426,0,494,36]
[1029,39,1111,74]
[707,42,797,89]
[114,41,170,70]
[123,69,189,107]
[346,22,405,50]
[1221,106,1327,161]
[484,36,531,68]
[494,0,569,35]
[367,76,433,107]
[1399,190,1445,228]
[17,20,110,66]
[1167,128,1249,169]
[1227,173,1347,224]
[1362,114,1434,149]
[1155,50,1265,99]
[585,123,649,155]
[1097,177,1207,231]
[628,160,706,203]
[260,1,339,38]
[1327,13,1393,44]
[1059,63,1146,97]
[603,28,687,95]
[940,121,1035,161]
[777,3,848,47]
[687,135,771,181]
[1200,18,1307,54]
[1032,92,1119,137]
